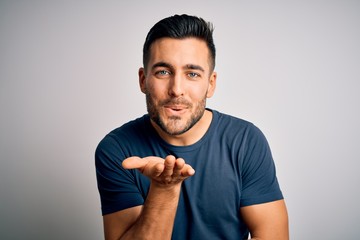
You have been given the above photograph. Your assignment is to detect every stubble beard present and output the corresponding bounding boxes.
[146,92,207,136]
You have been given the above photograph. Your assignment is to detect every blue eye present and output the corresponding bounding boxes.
[156,70,171,77]
[188,72,199,78]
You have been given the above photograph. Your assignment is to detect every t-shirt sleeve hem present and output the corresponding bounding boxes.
[101,199,144,216]
[240,191,284,207]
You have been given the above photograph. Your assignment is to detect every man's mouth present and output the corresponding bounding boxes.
[164,105,188,114]
[167,105,185,111]
[161,99,192,115]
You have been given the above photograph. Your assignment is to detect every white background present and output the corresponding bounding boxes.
[1,1,359,239]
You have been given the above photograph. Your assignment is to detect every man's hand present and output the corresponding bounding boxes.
[122,155,195,187]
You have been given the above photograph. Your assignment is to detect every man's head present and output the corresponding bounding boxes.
[143,14,216,72]
[139,15,217,141]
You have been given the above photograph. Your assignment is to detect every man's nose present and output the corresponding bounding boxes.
[168,74,184,97]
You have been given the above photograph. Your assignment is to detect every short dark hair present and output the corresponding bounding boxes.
[143,14,216,71]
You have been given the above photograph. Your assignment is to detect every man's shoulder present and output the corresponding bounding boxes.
[211,109,265,140]
[212,109,253,129]
[109,114,149,136]
[97,114,150,148]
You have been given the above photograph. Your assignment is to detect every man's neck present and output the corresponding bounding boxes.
[151,109,213,146]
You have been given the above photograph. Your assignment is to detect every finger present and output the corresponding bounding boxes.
[122,156,164,170]
[173,158,185,177]
[149,163,165,177]
[122,156,146,169]
[162,155,176,177]
[181,164,195,177]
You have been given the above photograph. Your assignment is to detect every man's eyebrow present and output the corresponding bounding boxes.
[185,64,205,72]
[151,62,205,72]
[151,62,173,70]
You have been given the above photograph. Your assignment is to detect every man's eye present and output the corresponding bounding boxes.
[156,70,170,76]
[188,72,200,78]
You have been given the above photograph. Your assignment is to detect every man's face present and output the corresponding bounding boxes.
[139,37,216,136]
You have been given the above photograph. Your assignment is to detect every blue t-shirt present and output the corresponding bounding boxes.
[95,109,283,239]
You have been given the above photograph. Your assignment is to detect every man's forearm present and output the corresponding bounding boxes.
[120,183,182,240]
[117,155,194,240]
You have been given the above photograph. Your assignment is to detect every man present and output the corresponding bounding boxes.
[95,14,289,240]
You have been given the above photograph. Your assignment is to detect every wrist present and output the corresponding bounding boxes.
[151,178,183,190]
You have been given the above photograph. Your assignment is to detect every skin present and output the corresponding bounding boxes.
[140,37,217,146]
[103,37,289,240]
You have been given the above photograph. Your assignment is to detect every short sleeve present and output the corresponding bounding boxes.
[240,124,283,207]
[95,134,145,215]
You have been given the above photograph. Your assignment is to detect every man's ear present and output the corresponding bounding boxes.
[139,67,146,93]
[206,71,217,98]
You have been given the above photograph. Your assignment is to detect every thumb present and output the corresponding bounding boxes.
[122,156,147,169]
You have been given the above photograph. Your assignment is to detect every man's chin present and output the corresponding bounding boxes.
[160,121,189,136]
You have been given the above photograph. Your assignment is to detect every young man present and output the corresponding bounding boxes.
[95,14,289,240]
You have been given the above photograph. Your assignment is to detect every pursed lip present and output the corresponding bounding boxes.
[163,104,188,114]
[164,104,186,110]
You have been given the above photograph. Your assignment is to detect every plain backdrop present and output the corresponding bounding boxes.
[1,1,359,239]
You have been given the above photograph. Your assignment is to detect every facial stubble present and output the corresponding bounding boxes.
[146,92,207,136]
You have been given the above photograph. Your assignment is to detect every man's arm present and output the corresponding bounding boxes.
[240,199,289,240]
[103,155,195,240]
[103,206,142,240]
